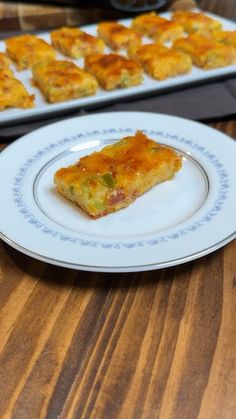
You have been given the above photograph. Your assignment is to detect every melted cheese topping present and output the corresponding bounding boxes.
[129,44,192,80]
[172,11,222,35]
[0,73,34,110]
[32,60,97,102]
[84,53,143,89]
[151,21,184,42]
[56,131,182,187]
[5,34,56,69]
[97,21,141,50]
[86,53,141,75]
[213,30,236,49]
[132,12,167,36]
[51,27,105,58]
[173,34,236,68]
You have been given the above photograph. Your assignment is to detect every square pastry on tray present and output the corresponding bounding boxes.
[84,53,143,90]
[212,30,236,49]
[131,12,167,37]
[149,20,184,43]
[129,43,192,80]
[97,21,141,50]
[54,131,182,218]
[173,34,236,69]
[0,52,12,70]
[5,34,56,70]
[0,72,34,110]
[51,27,105,58]
[172,11,222,36]
[132,13,183,43]
[32,60,97,103]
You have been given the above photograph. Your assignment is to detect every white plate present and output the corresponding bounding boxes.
[1,11,236,126]
[0,111,235,272]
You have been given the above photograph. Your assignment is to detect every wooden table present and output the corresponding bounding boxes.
[0,1,236,418]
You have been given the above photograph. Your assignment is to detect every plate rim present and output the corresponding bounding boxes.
[0,111,236,272]
[1,231,235,272]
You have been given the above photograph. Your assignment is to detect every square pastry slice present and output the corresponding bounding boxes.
[212,30,236,49]
[0,73,34,110]
[32,60,97,103]
[131,12,167,37]
[150,21,184,43]
[97,21,141,50]
[54,131,182,218]
[132,13,183,43]
[5,34,56,70]
[84,53,143,90]
[173,34,236,69]
[172,11,222,36]
[129,43,192,80]
[51,27,105,58]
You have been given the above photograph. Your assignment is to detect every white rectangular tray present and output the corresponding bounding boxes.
[1,10,236,126]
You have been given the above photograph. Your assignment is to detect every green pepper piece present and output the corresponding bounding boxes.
[121,73,130,87]
[69,185,75,195]
[102,173,116,188]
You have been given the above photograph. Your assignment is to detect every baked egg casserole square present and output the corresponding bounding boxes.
[173,34,236,69]
[129,43,192,80]
[84,53,143,90]
[5,34,56,70]
[54,131,182,218]
[131,12,167,37]
[150,20,184,43]
[32,60,97,103]
[97,21,141,50]
[0,73,34,110]
[172,11,222,36]
[51,27,105,58]
[0,52,12,70]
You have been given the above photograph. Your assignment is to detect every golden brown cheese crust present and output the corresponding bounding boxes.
[84,53,143,90]
[32,60,97,103]
[5,34,56,70]
[173,34,236,69]
[129,43,192,80]
[0,73,34,110]
[132,13,183,43]
[51,27,105,58]
[131,12,167,37]
[172,11,222,36]
[97,21,141,50]
[150,21,184,43]
[212,30,236,49]
[54,131,182,218]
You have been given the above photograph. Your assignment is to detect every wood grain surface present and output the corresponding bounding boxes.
[0,1,236,418]
[0,235,235,419]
